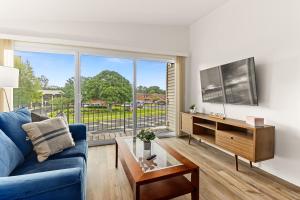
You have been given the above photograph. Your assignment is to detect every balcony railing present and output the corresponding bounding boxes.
[26,103,166,133]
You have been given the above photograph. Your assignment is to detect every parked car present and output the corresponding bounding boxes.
[154,100,166,105]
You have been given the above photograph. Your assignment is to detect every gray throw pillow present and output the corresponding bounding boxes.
[22,118,75,162]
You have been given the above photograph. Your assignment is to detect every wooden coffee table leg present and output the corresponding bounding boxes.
[133,183,140,200]
[115,142,118,168]
[235,155,239,171]
[191,169,199,200]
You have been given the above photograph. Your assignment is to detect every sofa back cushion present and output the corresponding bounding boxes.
[31,112,49,122]
[0,108,33,157]
[0,129,24,176]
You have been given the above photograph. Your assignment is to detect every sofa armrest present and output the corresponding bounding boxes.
[69,124,87,141]
[0,168,85,200]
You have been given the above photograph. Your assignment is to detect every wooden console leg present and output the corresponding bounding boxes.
[188,134,191,144]
[235,155,239,171]
[250,161,253,168]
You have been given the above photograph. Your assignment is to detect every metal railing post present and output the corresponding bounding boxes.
[67,104,70,124]
[123,103,126,133]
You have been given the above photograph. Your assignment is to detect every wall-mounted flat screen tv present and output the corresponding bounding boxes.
[200,57,258,105]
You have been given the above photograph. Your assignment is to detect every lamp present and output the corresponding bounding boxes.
[0,66,19,111]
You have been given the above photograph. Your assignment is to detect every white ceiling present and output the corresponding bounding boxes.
[0,0,228,25]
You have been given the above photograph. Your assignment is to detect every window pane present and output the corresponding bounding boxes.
[14,51,75,124]
[80,55,133,132]
[136,60,167,129]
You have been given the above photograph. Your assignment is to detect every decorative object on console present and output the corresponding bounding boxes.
[246,116,264,127]
[0,66,19,111]
[208,112,225,120]
[189,104,197,113]
[136,128,156,150]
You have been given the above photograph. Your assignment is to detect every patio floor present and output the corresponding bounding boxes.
[87,126,175,146]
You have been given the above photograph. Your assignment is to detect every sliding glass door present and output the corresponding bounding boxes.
[79,55,168,140]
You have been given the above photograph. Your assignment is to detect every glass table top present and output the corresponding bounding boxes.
[124,137,183,172]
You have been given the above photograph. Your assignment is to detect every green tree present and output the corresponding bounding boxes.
[146,86,165,94]
[137,85,165,94]
[38,75,49,89]
[81,77,91,103]
[50,96,71,107]
[62,77,75,103]
[84,70,132,108]
[13,57,42,107]
[61,77,90,104]
[137,85,147,93]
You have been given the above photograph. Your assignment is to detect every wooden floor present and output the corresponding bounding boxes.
[87,137,300,200]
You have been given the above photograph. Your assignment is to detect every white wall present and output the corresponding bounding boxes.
[0,21,189,56]
[188,0,300,186]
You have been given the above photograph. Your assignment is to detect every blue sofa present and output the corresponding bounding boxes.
[0,108,87,200]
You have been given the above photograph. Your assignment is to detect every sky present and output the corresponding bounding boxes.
[15,51,167,90]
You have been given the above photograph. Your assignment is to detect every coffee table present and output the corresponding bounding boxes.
[115,136,199,200]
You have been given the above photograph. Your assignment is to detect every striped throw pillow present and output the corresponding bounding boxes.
[22,117,75,162]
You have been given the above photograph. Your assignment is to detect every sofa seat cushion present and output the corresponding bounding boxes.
[11,157,85,176]
[23,139,88,163]
[0,108,33,157]
[49,140,88,161]
[0,130,24,177]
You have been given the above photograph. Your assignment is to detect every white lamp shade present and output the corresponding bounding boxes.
[0,66,19,88]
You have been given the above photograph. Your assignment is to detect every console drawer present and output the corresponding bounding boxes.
[216,130,254,160]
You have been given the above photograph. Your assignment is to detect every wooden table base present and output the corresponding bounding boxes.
[115,137,199,200]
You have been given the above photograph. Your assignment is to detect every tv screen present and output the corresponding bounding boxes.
[200,66,225,103]
[200,57,258,105]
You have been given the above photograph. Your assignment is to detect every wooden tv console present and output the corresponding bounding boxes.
[180,112,275,170]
